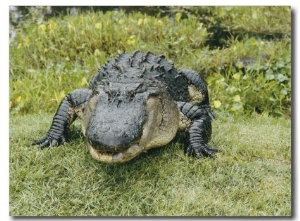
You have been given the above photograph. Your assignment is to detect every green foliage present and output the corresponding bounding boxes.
[9,6,291,116]
[212,6,291,35]
[10,10,207,72]
[206,36,291,116]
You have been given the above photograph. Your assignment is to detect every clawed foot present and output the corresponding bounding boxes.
[32,134,66,149]
[185,144,220,159]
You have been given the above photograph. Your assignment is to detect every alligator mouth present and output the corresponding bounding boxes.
[88,139,135,153]
[87,143,145,163]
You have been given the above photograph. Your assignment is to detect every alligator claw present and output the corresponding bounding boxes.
[185,144,219,159]
[33,134,66,149]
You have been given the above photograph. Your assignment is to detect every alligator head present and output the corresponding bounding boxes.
[82,81,179,163]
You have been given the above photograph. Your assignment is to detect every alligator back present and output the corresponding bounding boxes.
[89,51,190,101]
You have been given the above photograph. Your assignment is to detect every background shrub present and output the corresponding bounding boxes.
[9,6,291,117]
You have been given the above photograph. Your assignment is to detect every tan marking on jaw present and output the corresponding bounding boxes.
[82,90,100,136]
[140,92,179,149]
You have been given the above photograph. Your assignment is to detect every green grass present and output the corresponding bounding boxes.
[9,113,291,216]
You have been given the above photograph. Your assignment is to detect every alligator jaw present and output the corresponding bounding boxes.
[87,143,145,163]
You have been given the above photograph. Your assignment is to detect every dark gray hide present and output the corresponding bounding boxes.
[86,82,148,152]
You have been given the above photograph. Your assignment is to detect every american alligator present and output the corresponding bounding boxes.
[33,50,219,163]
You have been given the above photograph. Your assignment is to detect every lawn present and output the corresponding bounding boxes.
[9,113,291,216]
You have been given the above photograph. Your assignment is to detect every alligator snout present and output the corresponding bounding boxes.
[87,121,141,152]
[84,83,148,153]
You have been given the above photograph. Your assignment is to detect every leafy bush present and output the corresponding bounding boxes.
[9,6,291,117]
[10,9,209,115]
[205,35,291,116]
[211,6,291,36]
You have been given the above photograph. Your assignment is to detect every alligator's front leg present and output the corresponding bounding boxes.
[177,102,219,158]
[178,69,219,158]
[33,89,92,149]
[187,116,218,158]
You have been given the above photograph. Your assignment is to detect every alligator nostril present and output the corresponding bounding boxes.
[99,125,110,133]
